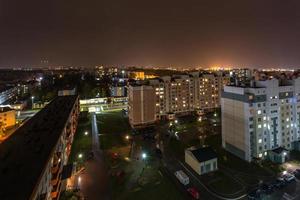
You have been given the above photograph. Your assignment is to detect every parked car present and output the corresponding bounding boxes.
[283,173,296,182]
[174,170,189,185]
[292,169,300,178]
[187,187,199,199]
[260,183,274,194]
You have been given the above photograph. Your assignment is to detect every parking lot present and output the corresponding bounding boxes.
[248,168,300,200]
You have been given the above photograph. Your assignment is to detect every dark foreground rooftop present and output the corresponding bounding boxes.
[0,95,78,200]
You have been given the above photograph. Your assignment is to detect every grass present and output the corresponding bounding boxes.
[68,115,92,165]
[97,111,131,149]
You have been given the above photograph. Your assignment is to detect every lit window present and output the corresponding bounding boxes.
[259,153,263,158]
[264,152,268,156]
[258,124,262,128]
[263,123,266,128]
[286,118,289,122]
[263,116,266,120]
[257,110,262,115]
[258,139,262,143]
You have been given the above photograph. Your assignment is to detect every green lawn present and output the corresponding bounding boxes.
[97,111,131,149]
[68,115,92,165]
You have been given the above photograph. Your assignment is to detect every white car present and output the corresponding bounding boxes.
[174,170,190,185]
[283,173,296,182]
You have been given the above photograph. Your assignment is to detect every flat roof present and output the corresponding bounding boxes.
[0,95,78,200]
[190,147,217,162]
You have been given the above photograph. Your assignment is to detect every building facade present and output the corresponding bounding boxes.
[128,85,156,128]
[0,86,18,105]
[128,72,229,127]
[222,78,300,162]
[185,146,218,175]
[0,107,16,132]
[0,95,80,200]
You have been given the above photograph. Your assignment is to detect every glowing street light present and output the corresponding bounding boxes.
[142,153,147,159]
[125,135,130,140]
[78,153,83,159]
[31,96,35,109]
[84,131,88,136]
[174,120,178,124]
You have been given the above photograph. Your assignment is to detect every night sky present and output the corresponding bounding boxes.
[1,0,300,68]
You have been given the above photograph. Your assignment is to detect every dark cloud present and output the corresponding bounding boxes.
[1,0,300,67]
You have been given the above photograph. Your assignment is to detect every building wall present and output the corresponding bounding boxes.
[185,150,218,175]
[31,96,80,200]
[0,86,18,105]
[222,78,300,162]
[128,85,156,127]
[0,109,16,130]
[185,150,201,175]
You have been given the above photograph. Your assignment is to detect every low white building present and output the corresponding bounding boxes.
[185,146,218,175]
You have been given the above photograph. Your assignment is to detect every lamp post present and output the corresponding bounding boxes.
[31,96,34,109]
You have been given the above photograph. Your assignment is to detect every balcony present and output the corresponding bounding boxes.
[51,181,61,199]
[51,167,62,186]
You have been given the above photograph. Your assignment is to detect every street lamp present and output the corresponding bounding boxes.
[78,153,83,159]
[142,153,147,159]
[174,120,178,124]
[84,131,88,136]
[31,96,35,109]
[125,135,130,140]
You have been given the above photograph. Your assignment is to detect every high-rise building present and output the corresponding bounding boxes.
[222,78,300,162]
[0,95,80,200]
[128,72,229,127]
[128,85,156,128]
[0,86,19,105]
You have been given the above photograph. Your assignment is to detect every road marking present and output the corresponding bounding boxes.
[178,160,247,200]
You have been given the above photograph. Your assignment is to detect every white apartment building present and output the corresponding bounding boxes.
[0,86,18,105]
[222,78,300,162]
[128,72,229,128]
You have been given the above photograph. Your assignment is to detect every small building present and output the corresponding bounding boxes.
[58,87,76,96]
[11,101,27,110]
[0,106,16,131]
[268,147,289,164]
[185,146,218,175]
[110,86,126,97]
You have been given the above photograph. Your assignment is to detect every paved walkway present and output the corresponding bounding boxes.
[80,112,111,200]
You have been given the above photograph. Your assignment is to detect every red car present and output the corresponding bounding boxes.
[187,187,199,199]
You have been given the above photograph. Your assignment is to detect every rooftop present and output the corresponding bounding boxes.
[0,106,14,113]
[271,147,288,154]
[0,95,78,200]
[190,147,217,162]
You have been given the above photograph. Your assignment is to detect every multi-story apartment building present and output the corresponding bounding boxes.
[0,86,19,105]
[0,107,16,132]
[0,95,80,200]
[128,72,229,128]
[222,78,300,163]
[128,85,156,128]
